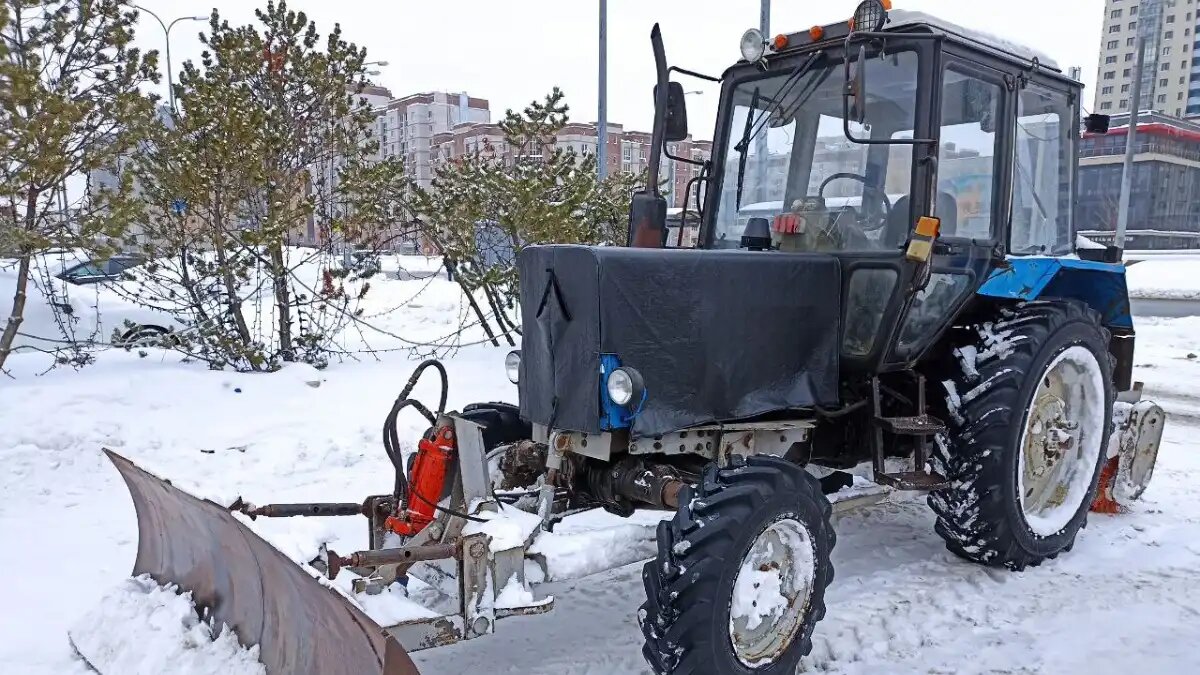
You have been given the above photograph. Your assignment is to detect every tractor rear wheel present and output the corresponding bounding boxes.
[929,300,1115,570]
[639,455,835,674]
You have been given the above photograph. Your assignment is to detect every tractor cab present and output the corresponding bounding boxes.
[633,1,1109,372]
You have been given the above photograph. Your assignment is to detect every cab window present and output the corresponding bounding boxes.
[937,68,1004,241]
[1011,85,1074,255]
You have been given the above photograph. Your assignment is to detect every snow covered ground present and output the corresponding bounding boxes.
[2,266,1200,674]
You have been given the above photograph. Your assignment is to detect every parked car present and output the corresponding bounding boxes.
[0,253,179,354]
[55,255,145,286]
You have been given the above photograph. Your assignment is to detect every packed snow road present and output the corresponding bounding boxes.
[2,313,1199,674]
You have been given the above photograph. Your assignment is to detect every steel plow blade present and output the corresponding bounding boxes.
[96,450,419,675]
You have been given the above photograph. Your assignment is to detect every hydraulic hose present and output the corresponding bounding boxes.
[382,360,449,501]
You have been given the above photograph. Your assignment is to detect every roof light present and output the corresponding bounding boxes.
[772,34,789,51]
[851,0,889,33]
[809,25,826,41]
[740,28,767,62]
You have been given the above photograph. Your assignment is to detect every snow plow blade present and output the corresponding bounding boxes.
[101,450,419,675]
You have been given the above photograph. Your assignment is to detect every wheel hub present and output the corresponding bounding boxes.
[1018,347,1105,536]
[728,517,815,667]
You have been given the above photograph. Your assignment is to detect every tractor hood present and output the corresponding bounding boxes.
[517,245,841,437]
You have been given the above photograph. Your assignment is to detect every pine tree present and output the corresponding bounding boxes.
[0,0,158,371]
[417,89,640,342]
[126,1,388,370]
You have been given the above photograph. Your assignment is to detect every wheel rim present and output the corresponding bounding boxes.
[1017,345,1106,537]
[727,516,816,668]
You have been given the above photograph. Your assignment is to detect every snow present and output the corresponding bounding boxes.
[67,575,265,675]
[887,10,1060,70]
[3,262,1200,674]
[1126,258,1200,300]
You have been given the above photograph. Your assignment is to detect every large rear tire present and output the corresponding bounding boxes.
[929,300,1115,570]
[639,455,835,674]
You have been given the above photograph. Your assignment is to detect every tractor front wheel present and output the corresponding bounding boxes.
[929,300,1115,570]
[639,455,835,675]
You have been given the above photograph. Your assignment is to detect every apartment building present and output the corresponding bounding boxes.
[431,121,713,209]
[1094,0,1200,117]
[374,91,491,188]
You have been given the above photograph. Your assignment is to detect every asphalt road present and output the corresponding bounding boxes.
[1132,297,1200,318]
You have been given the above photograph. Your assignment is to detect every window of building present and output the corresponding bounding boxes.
[1168,14,1177,23]
[1124,68,1132,76]
[1126,53,1135,61]
[1181,92,1187,100]
[1161,78,1170,86]
[1101,101,1114,110]
[1110,24,1122,33]
[1131,5,1139,15]
[1128,37,1137,46]
[1104,70,1117,80]
[1159,93,1168,102]
[1111,9,1123,18]
[1103,86,1115,94]
[1162,62,1172,70]
[1129,21,1138,29]
[1164,46,1173,55]
[1121,98,1130,107]
[1167,31,1175,40]
[1122,83,1131,92]
[1012,85,1073,255]
[1107,55,1119,64]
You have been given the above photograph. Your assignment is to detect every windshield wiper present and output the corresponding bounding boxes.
[734,50,826,209]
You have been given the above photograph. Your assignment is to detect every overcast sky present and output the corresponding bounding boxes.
[132,0,1108,137]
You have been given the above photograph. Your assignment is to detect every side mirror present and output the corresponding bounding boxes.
[846,44,868,126]
[662,82,689,142]
[628,191,668,248]
[1085,113,1111,134]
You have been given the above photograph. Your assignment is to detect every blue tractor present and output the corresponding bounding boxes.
[98,4,1167,674]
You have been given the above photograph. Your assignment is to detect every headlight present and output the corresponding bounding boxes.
[505,350,521,384]
[852,0,889,33]
[740,28,767,63]
[606,367,645,407]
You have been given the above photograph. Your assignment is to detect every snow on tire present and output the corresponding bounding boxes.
[638,455,835,675]
[928,300,1115,570]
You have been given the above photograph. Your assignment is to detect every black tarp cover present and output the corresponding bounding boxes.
[518,245,841,437]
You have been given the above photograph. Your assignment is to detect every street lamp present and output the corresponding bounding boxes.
[134,5,205,112]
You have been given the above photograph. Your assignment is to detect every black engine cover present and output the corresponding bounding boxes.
[518,245,841,437]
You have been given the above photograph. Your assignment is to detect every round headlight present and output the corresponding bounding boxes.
[505,350,521,384]
[606,367,645,407]
[852,0,889,33]
[740,28,767,63]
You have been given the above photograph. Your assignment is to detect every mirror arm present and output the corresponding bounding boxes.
[669,66,722,83]
[841,32,938,146]
[663,143,707,167]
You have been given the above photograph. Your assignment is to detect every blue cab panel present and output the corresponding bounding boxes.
[977,256,1132,329]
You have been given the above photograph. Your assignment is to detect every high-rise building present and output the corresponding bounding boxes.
[374,91,491,188]
[1094,0,1199,118]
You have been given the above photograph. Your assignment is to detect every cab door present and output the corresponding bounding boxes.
[884,49,1015,368]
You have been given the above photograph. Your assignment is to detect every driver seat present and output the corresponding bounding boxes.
[885,193,958,249]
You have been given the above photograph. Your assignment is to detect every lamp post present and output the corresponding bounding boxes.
[598,0,608,180]
[134,5,205,112]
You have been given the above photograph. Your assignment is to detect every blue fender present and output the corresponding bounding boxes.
[976,256,1132,329]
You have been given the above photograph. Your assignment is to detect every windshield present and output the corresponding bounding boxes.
[711,50,920,252]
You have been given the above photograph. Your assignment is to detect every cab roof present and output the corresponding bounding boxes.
[768,8,1064,77]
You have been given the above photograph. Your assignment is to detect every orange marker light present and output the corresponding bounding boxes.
[848,18,856,31]
[809,25,825,41]
[881,0,893,9]
[773,34,789,50]
[915,216,941,238]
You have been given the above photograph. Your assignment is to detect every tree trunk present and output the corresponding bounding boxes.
[0,254,32,371]
[269,244,293,361]
[0,190,41,371]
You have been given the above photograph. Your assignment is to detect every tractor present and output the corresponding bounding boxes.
[88,3,1166,675]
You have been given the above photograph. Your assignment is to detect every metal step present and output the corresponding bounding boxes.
[875,414,946,436]
[873,470,950,491]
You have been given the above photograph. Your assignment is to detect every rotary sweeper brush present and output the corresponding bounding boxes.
[82,4,1167,674]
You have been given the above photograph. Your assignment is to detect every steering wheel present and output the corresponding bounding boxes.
[817,173,892,233]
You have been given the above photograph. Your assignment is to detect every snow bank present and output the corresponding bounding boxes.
[1126,259,1200,300]
[68,576,265,675]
